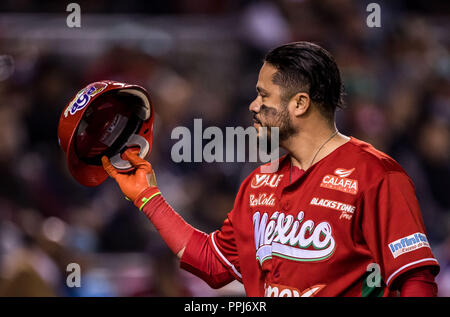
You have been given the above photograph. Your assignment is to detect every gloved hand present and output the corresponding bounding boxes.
[102,149,160,210]
[104,149,194,258]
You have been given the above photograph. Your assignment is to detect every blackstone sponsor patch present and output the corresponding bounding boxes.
[310,197,355,213]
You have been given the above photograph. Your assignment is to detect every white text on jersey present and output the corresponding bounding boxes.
[250,193,276,207]
[253,211,336,264]
[251,174,283,189]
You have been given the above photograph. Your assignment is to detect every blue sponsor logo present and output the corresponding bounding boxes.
[388,232,429,258]
[64,83,107,117]
[69,86,96,115]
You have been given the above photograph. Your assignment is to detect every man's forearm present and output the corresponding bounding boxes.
[139,190,235,288]
[138,189,195,257]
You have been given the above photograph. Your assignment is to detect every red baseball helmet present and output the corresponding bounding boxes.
[58,80,154,187]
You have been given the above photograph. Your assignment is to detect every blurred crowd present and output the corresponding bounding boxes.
[0,0,449,296]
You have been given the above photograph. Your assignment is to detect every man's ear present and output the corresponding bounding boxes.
[290,92,310,117]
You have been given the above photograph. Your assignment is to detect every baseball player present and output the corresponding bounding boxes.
[102,42,439,296]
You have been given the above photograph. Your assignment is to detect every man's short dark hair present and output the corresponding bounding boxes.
[264,41,344,120]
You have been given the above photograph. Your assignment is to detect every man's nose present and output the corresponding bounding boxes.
[249,97,261,113]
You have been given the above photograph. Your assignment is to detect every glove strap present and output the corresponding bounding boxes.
[133,187,161,211]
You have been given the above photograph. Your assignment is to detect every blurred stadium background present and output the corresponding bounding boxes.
[0,0,448,296]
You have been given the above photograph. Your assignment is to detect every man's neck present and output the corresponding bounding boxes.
[283,123,350,171]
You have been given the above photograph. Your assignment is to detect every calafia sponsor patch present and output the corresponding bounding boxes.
[320,168,358,195]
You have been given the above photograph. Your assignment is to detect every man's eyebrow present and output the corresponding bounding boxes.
[256,86,268,94]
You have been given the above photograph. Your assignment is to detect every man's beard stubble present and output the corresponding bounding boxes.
[259,103,297,142]
[252,103,297,154]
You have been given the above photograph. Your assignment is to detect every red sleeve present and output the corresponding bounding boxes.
[179,170,255,289]
[180,229,236,289]
[397,268,438,297]
[209,216,242,282]
[138,191,239,288]
[140,193,195,254]
[361,172,440,289]
[179,214,242,288]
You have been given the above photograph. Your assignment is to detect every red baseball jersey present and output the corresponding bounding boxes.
[183,137,440,296]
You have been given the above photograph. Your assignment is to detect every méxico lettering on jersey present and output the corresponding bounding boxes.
[252,211,335,265]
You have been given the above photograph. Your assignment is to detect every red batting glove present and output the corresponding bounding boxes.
[103,149,195,256]
[102,149,160,210]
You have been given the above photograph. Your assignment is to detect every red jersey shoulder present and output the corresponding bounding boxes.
[348,138,405,173]
[343,137,412,188]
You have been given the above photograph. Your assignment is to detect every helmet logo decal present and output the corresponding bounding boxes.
[64,82,108,117]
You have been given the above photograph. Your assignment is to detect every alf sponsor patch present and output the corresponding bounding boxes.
[388,232,430,258]
[251,173,283,189]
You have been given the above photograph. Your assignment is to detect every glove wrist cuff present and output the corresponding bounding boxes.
[133,187,161,210]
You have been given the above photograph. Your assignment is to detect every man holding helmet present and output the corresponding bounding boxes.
[59,42,439,297]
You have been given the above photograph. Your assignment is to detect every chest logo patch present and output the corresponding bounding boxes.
[250,193,276,207]
[320,168,358,195]
[251,174,283,189]
[253,211,336,265]
[310,197,355,220]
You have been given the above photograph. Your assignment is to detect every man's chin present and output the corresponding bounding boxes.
[254,124,267,137]
[253,122,262,134]
[255,125,273,140]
